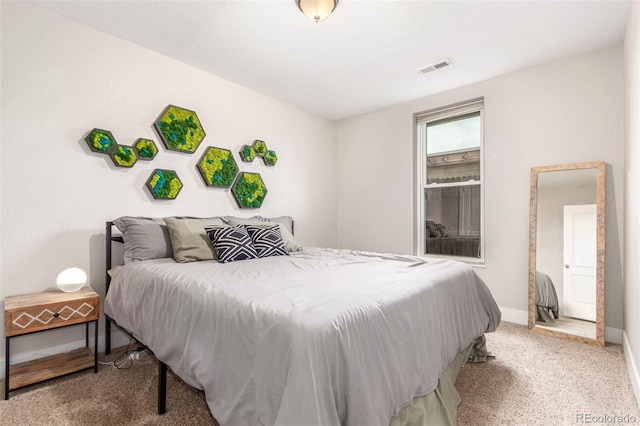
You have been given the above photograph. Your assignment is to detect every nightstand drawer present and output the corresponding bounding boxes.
[4,287,99,337]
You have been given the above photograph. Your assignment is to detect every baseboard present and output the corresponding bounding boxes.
[623,331,640,411]
[0,330,130,380]
[497,306,623,344]
[498,306,528,325]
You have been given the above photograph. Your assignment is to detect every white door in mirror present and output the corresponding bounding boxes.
[563,204,597,322]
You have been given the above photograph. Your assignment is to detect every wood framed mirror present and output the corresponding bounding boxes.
[528,161,605,347]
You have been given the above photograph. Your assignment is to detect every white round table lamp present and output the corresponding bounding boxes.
[56,267,87,292]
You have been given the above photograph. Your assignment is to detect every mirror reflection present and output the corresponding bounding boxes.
[529,162,605,347]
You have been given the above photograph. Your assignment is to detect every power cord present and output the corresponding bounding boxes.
[99,337,147,369]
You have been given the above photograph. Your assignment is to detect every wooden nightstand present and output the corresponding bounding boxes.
[3,287,99,399]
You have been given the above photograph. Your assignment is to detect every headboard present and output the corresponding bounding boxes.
[105,221,123,296]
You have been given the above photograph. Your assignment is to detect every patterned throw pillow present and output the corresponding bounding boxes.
[244,225,289,258]
[204,226,258,263]
[426,221,438,238]
[435,223,449,237]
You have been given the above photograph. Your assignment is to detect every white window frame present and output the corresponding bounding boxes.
[414,98,485,264]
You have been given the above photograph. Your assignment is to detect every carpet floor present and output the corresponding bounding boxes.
[1,322,638,425]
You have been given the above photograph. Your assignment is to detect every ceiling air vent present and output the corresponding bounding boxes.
[418,59,451,74]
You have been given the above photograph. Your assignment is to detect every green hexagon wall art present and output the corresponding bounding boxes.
[252,140,267,156]
[232,172,268,209]
[109,145,138,168]
[263,150,278,166]
[246,140,278,166]
[146,169,183,200]
[134,138,158,160]
[196,146,239,187]
[239,145,256,162]
[154,105,205,153]
[85,128,117,154]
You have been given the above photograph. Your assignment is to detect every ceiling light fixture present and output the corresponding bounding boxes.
[297,0,338,23]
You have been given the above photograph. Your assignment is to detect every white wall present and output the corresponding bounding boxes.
[337,46,625,333]
[624,1,640,408]
[0,2,337,362]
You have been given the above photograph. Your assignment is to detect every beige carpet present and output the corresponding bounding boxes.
[0,350,216,426]
[1,322,638,425]
[457,322,639,425]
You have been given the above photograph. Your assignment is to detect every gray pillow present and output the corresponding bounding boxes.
[256,215,294,235]
[113,217,172,264]
[226,216,302,252]
[226,215,294,234]
[165,217,226,263]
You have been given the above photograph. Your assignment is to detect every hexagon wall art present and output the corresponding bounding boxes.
[243,140,277,166]
[232,172,268,209]
[239,145,256,162]
[146,169,183,200]
[109,145,138,168]
[134,138,158,160]
[154,105,205,153]
[263,150,278,166]
[252,139,267,156]
[85,128,117,154]
[196,146,239,188]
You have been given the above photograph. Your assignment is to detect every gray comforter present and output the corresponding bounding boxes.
[105,248,501,426]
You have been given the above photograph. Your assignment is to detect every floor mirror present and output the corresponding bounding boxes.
[528,161,605,347]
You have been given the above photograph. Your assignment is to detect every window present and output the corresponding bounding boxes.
[415,98,484,261]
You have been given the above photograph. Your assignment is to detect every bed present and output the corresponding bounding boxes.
[103,216,501,425]
[535,270,559,322]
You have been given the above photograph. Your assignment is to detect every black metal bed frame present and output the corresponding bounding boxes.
[105,221,168,415]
